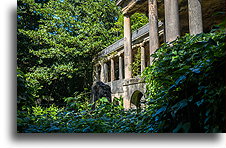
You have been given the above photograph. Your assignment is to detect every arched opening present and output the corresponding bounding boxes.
[130,90,145,109]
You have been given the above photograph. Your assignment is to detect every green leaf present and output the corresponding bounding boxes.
[175,75,186,85]
[173,122,183,133]
[153,106,166,117]
[172,99,188,115]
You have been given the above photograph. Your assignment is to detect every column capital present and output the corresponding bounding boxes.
[139,42,145,47]
[123,13,132,17]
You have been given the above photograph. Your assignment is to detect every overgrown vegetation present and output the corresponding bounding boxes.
[18,30,225,133]
[131,47,141,77]
[17,0,149,108]
[142,31,225,132]
[17,0,225,133]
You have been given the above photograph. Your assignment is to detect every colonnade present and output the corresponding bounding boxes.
[95,53,124,83]
[95,0,203,83]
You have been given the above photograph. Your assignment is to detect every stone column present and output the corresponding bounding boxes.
[164,0,180,42]
[123,98,131,110]
[140,45,146,73]
[119,55,123,80]
[111,58,115,81]
[104,62,108,83]
[95,65,99,81]
[100,62,104,82]
[124,14,132,79]
[149,0,159,63]
[188,0,203,35]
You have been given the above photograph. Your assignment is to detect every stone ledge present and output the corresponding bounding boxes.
[106,79,124,94]
[97,22,163,59]
[123,77,145,86]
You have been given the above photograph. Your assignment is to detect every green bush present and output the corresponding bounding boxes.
[142,31,225,132]
[17,68,35,109]
[17,97,125,133]
[17,31,225,133]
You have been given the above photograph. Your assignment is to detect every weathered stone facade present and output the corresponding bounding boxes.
[93,0,225,109]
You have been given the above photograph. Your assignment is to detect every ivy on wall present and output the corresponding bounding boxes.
[142,31,225,132]
[131,47,141,77]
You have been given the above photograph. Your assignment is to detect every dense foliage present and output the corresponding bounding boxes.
[17,0,149,108]
[17,0,123,107]
[17,0,225,133]
[142,31,225,132]
[18,30,225,133]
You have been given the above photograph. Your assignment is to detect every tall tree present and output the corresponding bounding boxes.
[17,0,121,106]
[17,0,149,107]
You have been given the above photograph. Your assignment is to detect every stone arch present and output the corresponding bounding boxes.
[122,78,146,109]
[130,90,145,109]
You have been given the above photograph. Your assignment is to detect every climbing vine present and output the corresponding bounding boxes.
[131,47,141,77]
[142,31,225,132]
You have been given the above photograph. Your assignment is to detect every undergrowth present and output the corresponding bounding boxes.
[17,31,225,133]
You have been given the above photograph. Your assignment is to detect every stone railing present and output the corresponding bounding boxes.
[97,22,163,59]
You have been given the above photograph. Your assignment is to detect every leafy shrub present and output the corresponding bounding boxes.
[17,97,125,133]
[17,68,35,109]
[17,31,225,133]
[63,91,91,111]
[142,31,225,132]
